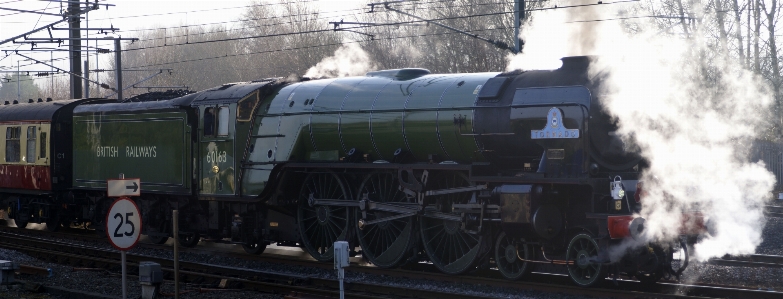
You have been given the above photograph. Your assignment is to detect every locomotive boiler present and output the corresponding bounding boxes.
[1,56,699,287]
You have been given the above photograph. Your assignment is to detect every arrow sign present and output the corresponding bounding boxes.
[107,178,141,197]
[126,182,139,192]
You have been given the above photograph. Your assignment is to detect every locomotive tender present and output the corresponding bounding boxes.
[0,56,701,286]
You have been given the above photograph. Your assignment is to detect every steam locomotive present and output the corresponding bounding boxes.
[0,56,702,286]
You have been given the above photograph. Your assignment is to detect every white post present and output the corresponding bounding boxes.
[334,241,349,299]
[121,250,127,299]
[120,172,126,299]
[173,210,179,299]
[339,267,344,299]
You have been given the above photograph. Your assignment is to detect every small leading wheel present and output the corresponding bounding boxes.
[45,198,63,232]
[636,244,666,285]
[93,198,113,237]
[147,234,169,245]
[355,171,417,268]
[419,172,485,275]
[45,208,62,232]
[177,231,200,248]
[664,240,689,281]
[14,206,29,229]
[566,233,606,287]
[242,239,267,255]
[495,232,533,280]
[144,200,170,245]
[297,171,352,262]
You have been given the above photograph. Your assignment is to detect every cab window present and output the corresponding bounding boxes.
[26,127,36,163]
[5,127,20,163]
[217,106,229,136]
[204,107,216,136]
[236,93,259,122]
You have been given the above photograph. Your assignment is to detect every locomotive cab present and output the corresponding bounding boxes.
[196,98,237,196]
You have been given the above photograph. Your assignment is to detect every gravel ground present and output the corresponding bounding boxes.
[2,211,783,298]
[0,247,280,299]
[677,215,783,290]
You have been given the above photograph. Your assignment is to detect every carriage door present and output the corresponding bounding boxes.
[199,104,236,195]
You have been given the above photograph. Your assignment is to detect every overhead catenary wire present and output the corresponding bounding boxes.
[117,9,518,53]
[115,0,641,51]
[2,0,681,77]
[122,25,514,70]
[75,0,511,45]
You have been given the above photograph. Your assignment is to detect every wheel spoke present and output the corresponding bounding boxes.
[355,172,417,268]
[567,234,603,286]
[422,223,445,232]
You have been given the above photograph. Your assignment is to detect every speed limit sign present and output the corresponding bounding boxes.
[106,197,142,251]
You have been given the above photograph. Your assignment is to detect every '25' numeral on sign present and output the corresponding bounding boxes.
[113,212,135,237]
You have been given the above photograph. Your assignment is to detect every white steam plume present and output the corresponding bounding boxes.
[508,1,777,261]
[304,42,377,78]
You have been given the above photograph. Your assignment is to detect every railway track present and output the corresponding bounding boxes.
[710,254,783,268]
[1,228,782,299]
[766,205,783,218]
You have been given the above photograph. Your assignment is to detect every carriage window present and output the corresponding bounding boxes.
[236,93,259,122]
[5,127,20,163]
[217,106,229,136]
[26,127,36,163]
[40,132,46,159]
[204,107,215,136]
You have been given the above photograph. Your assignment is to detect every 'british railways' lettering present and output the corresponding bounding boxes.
[127,146,157,158]
[96,146,157,158]
[96,146,119,157]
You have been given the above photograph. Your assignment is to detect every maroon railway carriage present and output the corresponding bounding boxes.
[0,98,95,229]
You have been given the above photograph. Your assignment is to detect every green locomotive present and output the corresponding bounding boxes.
[2,56,700,287]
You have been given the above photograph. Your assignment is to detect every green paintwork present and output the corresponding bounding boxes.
[238,71,499,196]
[338,77,388,160]
[72,111,190,193]
[435,73,494,162]
[283,79,334,161]
[310,78,366,159]
[370,78,416,160]
[240,91,279,196]
[404,75,458,160]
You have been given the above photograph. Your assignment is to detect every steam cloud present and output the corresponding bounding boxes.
[508,1,777,261]
[304,42,377,78]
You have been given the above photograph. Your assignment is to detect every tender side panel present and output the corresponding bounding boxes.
[72,111,190,193]
[0,122,52,191]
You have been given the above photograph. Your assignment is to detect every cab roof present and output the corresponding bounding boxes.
[73,80,276,114]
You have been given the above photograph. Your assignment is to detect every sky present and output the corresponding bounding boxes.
[0,0,368,83]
